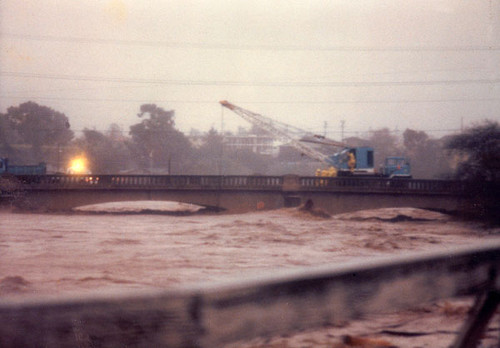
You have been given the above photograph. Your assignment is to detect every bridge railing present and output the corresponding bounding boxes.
[299,176,465,194]
[1,242,499,348]
[11,174,464,195]
[13,174,284,190]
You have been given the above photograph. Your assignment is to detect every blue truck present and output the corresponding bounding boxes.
[0,158,47,175]
[380,156,411,178]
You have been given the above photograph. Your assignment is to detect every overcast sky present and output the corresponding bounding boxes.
[1,0,499,139]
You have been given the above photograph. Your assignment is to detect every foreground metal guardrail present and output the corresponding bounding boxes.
[11,174,464,195]
[1,242,499,347]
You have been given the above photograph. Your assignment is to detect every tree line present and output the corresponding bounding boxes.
[0,102,270,175]
[0,101,498,181]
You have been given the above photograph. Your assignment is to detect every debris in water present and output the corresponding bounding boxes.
[297,199,331,219]
[337,335,397,347]
[0,276,31,294]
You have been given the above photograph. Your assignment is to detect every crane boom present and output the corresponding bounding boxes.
[219,101,410,178]
[220,100,337,165]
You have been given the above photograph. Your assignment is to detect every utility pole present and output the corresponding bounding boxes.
[57,144,61,173]
[219,105,225,175]
[221,104,225,134]
[340,120,345,142]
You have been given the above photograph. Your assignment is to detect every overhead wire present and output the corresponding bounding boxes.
[3,32,500,52]
[1,95,499,105]
[2,33,496,138]
[2,71,499,87]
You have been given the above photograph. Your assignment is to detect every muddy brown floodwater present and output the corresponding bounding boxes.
[1,205,499,347]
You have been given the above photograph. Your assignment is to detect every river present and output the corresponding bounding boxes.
[1,203,499,347]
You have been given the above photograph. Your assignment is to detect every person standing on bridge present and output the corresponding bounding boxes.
[348,152,356,173]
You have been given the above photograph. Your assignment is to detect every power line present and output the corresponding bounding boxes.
[4,66,490,95]
[2,71,500,87]
[3,32,500,52]
[1,95,499,105]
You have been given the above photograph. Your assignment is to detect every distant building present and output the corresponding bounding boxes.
[224,134,278,156]
[187,135,204,149]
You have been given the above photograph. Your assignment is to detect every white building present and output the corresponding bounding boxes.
[223,135,278,156]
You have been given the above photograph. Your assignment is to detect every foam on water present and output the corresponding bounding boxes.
[73,200,204,214]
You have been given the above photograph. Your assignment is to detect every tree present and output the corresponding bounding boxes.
[193,127,224,174]
[73,125,132,174]
[445,121,500,223]
[403,129,428,151]
[227,148,270,174]
[366,128,402,168]
[129,104,192,173]
[445,121,500,182]
[0,113,19,158]
[403,129,451,179]
[4,102,73,163]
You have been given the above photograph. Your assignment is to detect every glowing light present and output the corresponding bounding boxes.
[67,156,90,174]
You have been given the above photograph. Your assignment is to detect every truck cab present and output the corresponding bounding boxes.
[381,156,411,178]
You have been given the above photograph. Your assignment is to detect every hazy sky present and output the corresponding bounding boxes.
[1,0,499,139]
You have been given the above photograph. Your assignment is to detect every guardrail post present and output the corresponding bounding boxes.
[451,291,500,348]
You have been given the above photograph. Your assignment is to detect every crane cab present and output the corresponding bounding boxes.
[327,147,375,175]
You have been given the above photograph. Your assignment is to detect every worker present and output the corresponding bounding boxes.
[348,152,356,172]
[328,166,337,177]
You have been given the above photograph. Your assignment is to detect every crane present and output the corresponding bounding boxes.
[219,100,344,167]
[219,100,398,176]
[220,101,411,178]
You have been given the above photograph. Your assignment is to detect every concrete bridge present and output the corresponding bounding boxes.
[3,174,469,214]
